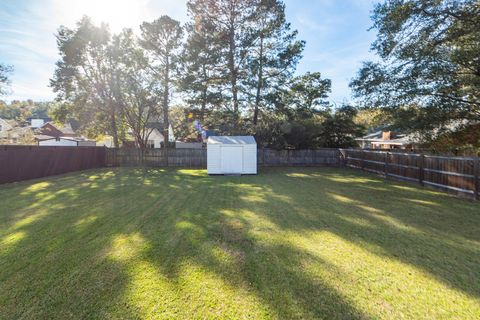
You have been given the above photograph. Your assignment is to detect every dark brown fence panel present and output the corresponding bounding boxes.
[262,149,289,166]
[0,145,106,184]
[388,153,421,182]
[107,148,340,168]
[342,148,479,199]
[106,148,207,168]
[258,148,339,166]
[423,155,476,195]
[168,148,207,167]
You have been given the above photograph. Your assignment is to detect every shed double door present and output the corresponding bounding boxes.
[221,146,243,173]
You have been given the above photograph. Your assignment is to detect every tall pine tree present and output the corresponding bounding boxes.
[141,16,183,147]
[181,1,225,121]
[246,0,304,125]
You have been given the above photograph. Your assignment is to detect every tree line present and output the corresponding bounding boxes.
[49,0,363,149]
[5,0,477,152]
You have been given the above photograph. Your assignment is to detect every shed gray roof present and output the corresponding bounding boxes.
[208,136,256,145]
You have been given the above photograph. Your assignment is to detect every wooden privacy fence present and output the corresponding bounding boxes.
[0,145,107,184]
[340,149,480,200]
[2,145,479,200]
[105,148,341,167]
[106,148,207,167]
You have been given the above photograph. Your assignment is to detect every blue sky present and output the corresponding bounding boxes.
[0,0,377,104]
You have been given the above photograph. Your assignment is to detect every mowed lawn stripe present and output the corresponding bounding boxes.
[0,167,479,319]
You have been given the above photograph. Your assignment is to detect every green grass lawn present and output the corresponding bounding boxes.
[0,167,479,319]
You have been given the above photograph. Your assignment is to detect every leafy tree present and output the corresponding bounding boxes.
[246,0,304,125]
[350,0,480,135]
[269,72,331,120]
[0,102,21,120]
[354,108,392,132]
[111,30,162,149]
[141,16,183,148]
[319,106,365,148]
[50,17,124,147]
[254,74,362,149]
[0,99,54,123]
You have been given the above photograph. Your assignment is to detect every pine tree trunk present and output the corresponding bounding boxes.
[201,63,207,121]
[253,36,264,126]
[163,56,170,149]
[228,22,239,131]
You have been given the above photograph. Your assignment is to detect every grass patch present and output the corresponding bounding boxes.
[0,167,479,319]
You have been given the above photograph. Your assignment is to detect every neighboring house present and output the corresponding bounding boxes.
[0,118,13,138]
[37,135,96,147]
[356,131,416,150]
[0,118,35,145]
[37,122,76,138]
[144,122,175,148]
[29,117,52,129]
[34,121,95,146]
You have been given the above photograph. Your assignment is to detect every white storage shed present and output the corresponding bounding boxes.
[207,136,257,175]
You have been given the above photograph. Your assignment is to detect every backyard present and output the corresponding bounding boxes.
[0,167,479,319]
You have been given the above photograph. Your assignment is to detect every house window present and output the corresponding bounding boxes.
[147,140,155,148]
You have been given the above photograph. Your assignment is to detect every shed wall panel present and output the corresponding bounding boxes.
[207,144,222,174]
[242,145,257,174]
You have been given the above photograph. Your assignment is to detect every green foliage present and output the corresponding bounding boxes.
[0,100,54,124]
[350,0,480,138]
[254,105,363,149]
[140,16,184,147]
[111,29,163,148]
[318,106,365,148]
[0,101,21,120]
[245,0,305,124]
[51,17,123,146]
[50,2,337,149]
[180,1,225,119]
[354,108,392,132]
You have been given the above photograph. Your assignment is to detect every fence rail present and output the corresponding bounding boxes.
[340,149,479,200]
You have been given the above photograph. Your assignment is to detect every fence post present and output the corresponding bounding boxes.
[419,154,425,186]
[361,150,365,171]
[474,157,479,201]
[287,149,290,166]
[339,149,345,167]
[385,152,389,179]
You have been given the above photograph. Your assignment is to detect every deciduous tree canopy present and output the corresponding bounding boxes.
[350,0,480,136]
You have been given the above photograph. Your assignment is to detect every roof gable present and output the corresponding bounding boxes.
[208,136,256,145]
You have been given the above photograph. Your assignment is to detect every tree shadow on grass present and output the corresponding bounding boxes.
[0,168,370,319]
[1,166,479,319]
[256,167,480,299]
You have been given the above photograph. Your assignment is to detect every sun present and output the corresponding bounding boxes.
[54,0,150,32]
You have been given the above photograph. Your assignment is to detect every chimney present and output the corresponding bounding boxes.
[382,131,392,140]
